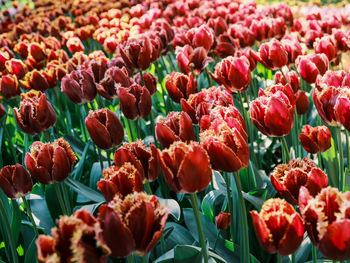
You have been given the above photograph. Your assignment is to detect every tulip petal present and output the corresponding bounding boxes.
[250,211,276,254]
[52,146,71,182]
[85,115,113,150]
[278,213,304,255]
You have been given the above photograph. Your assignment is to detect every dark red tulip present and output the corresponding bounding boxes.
[299,125,332,154]
[186,24,214,52]
[66,37,85,53]
[0,74,20,99]
[210,56,251,93]
[299,187,350,260]
[271,158,328,205]
[61,68,97,104]
[98,192,168,257]
[5,59,27,79]
[296,53,329,84]
[165,72,197,103]
[156,111,196,149]
[181,86,234,123]
[250,198,304,255]
[295,90,309,115]
[37,209,109,263]
[89,59,108,83]
[135,72,157,96]
[97,163,143,202]
[176,45,213,75]
[250,39,288,70]
[0,164,33,199]
[85,109,124,150]
[216,212,231,230]
[25,138,77,184]
[274,71,300,93]
[250,84,295,137]
[159,141,212,193]
[14,90,56,135]
[118,83,151,120]
[114,140,159,182]
[314,35,338,63]
[0,103,5,119]
[20,70,51,91]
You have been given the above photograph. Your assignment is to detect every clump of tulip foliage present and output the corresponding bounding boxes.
[0,0,350,262]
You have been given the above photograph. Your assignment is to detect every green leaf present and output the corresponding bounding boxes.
[24,237,37,263]
[322,138,339,188]
[201,190,226,221]
[29,194,54,234]
[212,171,226,190]
[89,162,103,191]
[45,184,63,222]
[65,177,105,203]
[10,200,21,245]
[242,192,264,210]
[72,142,91,181]
[158,198,181,221]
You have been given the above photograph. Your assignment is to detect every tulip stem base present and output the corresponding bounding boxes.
[337,127,345,191]
[189,193,209,263]
[127,255,134,263]
[312,245,317,263]
[281,137,291,162]
[277,254,283,263]
[54,183,68,215]
[234,172,250,263]
[22,196,39,237]
[223,173,235,243]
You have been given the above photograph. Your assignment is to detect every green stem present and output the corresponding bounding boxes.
[213,231,220,251]
[97,148,104,172]
[312,245,317,263]
[277,254,283,263]
[127,255,134,263]
[345,130,350,172]
[144,181,152,195]
[61,183,72,215]
[292,253,296,263]
[0,198,18,263]
[142,255,148,263]
[134,119,141,139]
[281,137,291,162]
[205,68,213,88]
[106,150,112,167]
[317,152,323,169]
[223,172,234,243]
[21,196,39,236]
[234,172,250,263]
[189,193,209,263]
[54,182,68,215]
[337,127,345,191]
[127,119,135,142]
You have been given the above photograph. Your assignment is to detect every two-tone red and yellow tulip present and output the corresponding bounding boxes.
[0,74,20,99]
[299,125,332,154]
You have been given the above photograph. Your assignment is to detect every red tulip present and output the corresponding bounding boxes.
[5,59,27,79]
[85,109,124,150]
[25,138,77,184]
[156,111,196,149]
[271,158,328,205]
[0,50,11,71]
[186,24,214,52]
[176,45,213,75]
[135,72,157,95]
[250,39,288,70]
[61,68,97,104]
[37,209,109,263]
[281,38,304,65]
[0,164,33,199]
[28,43,47,63]
[299,187,350,260]
[332,29,349,52]
[97,163,143,202]
[229,25,255,47]
[165,72,197,103]
[114,140,159,182]
[299,125,332,154]
[0,74,20,99]
[210,56,251,93]
[98,192,168,257]
[295,53,329,84]
[118,83,151,120]
[250,198,304,255]
[14,90,56,135]
[181,86,234,123]
[314,35,338,63]
[295,90,309,115]
[159,141,212,193]
[208,17,228,37]
[274,70,300,93]
[250,84,295,137]
[66,37,85,53]
[20,70,51,91]
[216,212,231,230]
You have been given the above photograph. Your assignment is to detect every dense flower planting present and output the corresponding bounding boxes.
[0,0,350,262]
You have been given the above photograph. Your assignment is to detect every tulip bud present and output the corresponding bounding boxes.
[296,53,329,84]
[98,192,168,257]
[156,111,196,149]
[37,209,110,263]
[295,90,309,115]
[165,72,197,103]
[159,141,212,193]
[25,138,77,184]
[14,90,56,135]
[134,72,157,95]
[216,212,231,230]
[299,125,332,154]
[5,59,27,79]
[66,37,85,53]
[0,164,33,199]
[299,187,350,260]
[114,140,159,182]
[0,74,20,99]
[85,109,124,150]
[250,198,304,255]
[271,158,328,205]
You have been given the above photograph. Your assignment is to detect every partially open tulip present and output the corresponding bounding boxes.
[251,39,288,70]
[299,125,332,154]
[176,45,213,75]
[295,90,309,115]
[14,90,56,135]
[97,164,143,202]
[314,35,338,63]
[250,84,295,137]
[85,109,124,150]
[98,192,168,257]
[37,209,109,263]
[118,84,151,120]
[114,140,159,182]
[210,56,251,93]
[274,71,300,93]
[156,111,196,149]
[25,138,77,184]
[66,37,85,53]
[61,68,97,104]
[296,53,329,84]
[250,198,304,255]
[216,212,231,230]
[20,70,51,91]
[299,187,350,260]
[0,74,20,99]
[281,38,304,65]
[271,158,328,205]
[5,59,27,79]
[186,24,214,52]
[98,66,131,100]
[165,72,197,103]
[0,164,33,199]
[159,141,212,193]
[135,72,157,95]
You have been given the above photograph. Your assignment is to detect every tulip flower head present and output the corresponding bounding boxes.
[299,125,332,154]
[216,212,231,230]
